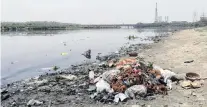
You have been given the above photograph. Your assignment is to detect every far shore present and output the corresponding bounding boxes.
[1,21,206,32]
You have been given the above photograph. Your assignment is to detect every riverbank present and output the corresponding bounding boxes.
[1,27,207,107]
[137,27,207,107]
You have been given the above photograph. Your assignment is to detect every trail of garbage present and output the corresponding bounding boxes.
[1,34,206,106]
[1,53,205,106]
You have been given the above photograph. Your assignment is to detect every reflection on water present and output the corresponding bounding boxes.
[1,28,171,85]
[1,30,70,36]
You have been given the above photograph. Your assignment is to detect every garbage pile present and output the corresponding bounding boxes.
[88,57,177,104]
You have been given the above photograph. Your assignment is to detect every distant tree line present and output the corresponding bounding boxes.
[1,21,81,32]
[1,21,206,32]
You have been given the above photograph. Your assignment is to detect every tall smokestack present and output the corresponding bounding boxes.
[155,3,158,23]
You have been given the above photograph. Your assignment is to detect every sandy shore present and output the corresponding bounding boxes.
[138,27,207,107]
[1,27,207,107]
[140,27,207,76]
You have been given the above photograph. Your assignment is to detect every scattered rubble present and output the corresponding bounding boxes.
[128,52,138,57]
[27,99,43,106]
[125,85,147,99]
[38,86,51,93]
[184,60,194,63]
[1,94,10,101]
[59,74,77,80]
[114,93,128,103]
[181,80,203,89]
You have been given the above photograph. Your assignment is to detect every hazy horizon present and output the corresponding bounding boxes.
[1,0,207,24]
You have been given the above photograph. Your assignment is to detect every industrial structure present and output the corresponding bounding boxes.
[154,3,158,23]
[200,13,207,22]
[154,3,169,23]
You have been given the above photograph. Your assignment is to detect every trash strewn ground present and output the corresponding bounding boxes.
[1,28,207,107]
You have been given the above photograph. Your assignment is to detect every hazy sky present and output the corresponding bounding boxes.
[1,0,207,24]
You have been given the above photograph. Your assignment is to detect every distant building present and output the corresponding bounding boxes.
[165,16,169,22]
[200,16,207,22]
[158,16,162,22]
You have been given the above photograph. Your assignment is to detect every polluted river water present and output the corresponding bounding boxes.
[1,28,170,85]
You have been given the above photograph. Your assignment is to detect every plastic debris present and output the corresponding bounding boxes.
[166,79,173,89]
[114,93,128,103]
[191,81,202,88]
[108,60,115,67]
[82,49,91,59]
[161,69,176,89]
[87,85,97,92]
[128,52,138,57]
[1,94,10,101]
[125,85,147,99]
[27,79,48,86]
[180,80,202,89]
[184,60,194,63]
[89,58,187,104]
[123,65,132,71]
[161,70,176,82]
[59,74,77,81]
[151,65,176,89]
[96,79,113,93]
[53,66,60,71]
[27,99,43,106]
[116,58,137,69]
[180,80,192,88]
[98,62,108,68]
[89,71,95,80]
[94,76,102,83]
[101,70,121,83]
[61,52,68,56]
[1,88,8,94]
[90,92,98,99]
[38,86,51,93]
[115,51,119,54]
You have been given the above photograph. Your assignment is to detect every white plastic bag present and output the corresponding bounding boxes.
[161,70,176,82]
[96,79,113,93]
[89,71,95,80]
[161,69,176,89]
[114,93,128,103]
